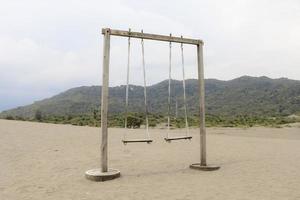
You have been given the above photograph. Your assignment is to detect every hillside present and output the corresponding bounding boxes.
[1,76,300,119]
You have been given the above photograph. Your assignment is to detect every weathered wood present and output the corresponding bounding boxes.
[100,28,110,172]
[122,139,153,144]
[90,28,219,180]
[102,28,203,45]
[164,136,192,142]
[197,43,207,166]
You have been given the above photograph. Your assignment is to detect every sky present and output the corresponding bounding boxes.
[0,0,300,111]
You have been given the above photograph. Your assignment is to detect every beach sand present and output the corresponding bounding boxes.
[1,119,300,200]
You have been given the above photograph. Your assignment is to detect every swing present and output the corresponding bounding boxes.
[164,37,192,142]
[122,30,153,144]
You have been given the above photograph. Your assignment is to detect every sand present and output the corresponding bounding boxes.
[0,119,300,200]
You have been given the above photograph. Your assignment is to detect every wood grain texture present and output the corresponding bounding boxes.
[197,43,207,166]
[100,29,110,172]
[102,28,203,45]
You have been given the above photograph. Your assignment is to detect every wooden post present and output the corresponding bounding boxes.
[85,28,120,181]
[100,28,110,172]
[190,42,219,171]
[197,43,207,166]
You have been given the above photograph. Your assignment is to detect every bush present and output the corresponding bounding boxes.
[5,116,14,120]
[35,110,43,121]
[127,115,143,128]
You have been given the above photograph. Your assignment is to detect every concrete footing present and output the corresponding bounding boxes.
[190,163,220,171]
[85,168,120,182]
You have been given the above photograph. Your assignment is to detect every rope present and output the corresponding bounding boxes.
[167,34,172,138]
[181,39,189,136]
[124,29,131,140]
[141,30,150,139]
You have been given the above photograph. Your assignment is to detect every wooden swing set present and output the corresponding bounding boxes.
[85,28,220,182]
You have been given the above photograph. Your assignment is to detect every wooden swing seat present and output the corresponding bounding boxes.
[164,136,192,142]
[122,139,153,144]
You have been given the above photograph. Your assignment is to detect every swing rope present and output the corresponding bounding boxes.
[141,30,150,139]
[124,29,131,140]
[122,29,152,144]
[181,38,189,137]
[165,36,191,142]
[123,30,189,143]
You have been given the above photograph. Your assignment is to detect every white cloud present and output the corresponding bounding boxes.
[0,0,300,111]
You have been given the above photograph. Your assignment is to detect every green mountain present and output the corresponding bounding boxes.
[1,76,300,119]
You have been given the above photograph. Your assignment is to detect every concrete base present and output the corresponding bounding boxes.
[85,168,120,182]
[190,163,220,171]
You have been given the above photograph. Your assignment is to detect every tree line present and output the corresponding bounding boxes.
[3,109,299,128]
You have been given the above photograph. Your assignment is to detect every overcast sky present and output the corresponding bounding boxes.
[0,0,300,111]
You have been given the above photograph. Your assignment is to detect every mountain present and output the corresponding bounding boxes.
[1,76,300,119]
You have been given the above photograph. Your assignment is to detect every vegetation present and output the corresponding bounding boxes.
[3,112,299,128]
[35,110,43,121]
[0,76,299,128]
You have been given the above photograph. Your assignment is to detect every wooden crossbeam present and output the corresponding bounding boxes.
[102,28,203,45]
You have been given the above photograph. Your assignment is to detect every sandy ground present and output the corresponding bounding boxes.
[0,119,300,200]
